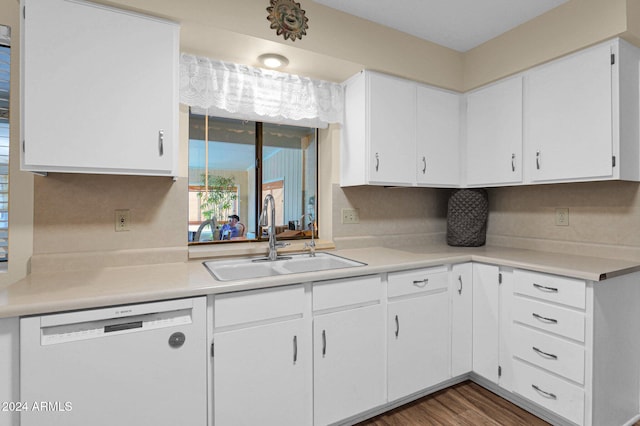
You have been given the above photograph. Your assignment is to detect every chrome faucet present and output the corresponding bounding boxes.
[260,194,289,261]
[304,213,316,257]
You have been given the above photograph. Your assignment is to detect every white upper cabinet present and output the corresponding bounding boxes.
[341,38,640,189]
[525,39,640,184]
[466,76,523,187]
[341,71,416,186]
[21,0,179,176]
[416,85,461,187]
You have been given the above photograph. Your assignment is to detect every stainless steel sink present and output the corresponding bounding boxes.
[203,252,366,281]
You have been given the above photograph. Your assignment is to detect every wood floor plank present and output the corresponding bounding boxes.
[357,381,550,426]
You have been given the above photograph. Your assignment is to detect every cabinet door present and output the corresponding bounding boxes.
[214,319,311,426]
[22,0,177,175]
[466,76,523,186]
[526,43,613,182]
[314,304,385,425]
[451,263,473,377]
[388,290,449,401]
[472,263,500,383]
[368,72,416,185]
[416,85,460,186]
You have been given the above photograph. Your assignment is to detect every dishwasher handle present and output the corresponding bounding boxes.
[104,321,143,333]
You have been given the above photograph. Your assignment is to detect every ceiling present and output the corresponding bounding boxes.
[312,0,568,52]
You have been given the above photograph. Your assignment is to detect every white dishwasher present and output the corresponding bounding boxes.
[20,297,207,426]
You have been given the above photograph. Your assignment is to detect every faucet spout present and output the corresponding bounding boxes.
[260,194,288,261]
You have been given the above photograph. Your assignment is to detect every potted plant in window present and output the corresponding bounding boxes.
[198,175,238,223]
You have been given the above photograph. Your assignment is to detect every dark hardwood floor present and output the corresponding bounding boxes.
[356,381,550,426]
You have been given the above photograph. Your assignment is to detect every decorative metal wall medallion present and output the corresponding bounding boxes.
[267,0,309,42]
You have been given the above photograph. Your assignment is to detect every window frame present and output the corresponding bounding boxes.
[188,112,318,245]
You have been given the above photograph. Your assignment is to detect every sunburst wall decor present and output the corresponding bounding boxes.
[267,0,309,42]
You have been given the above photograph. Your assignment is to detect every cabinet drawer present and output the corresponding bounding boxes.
[214,285,305,328]
[514,270,586,309]
[313,275,382,311]
[387,267,448,298]
[512,324,585,384]
[512,296,585,342]
[513,360,584,425]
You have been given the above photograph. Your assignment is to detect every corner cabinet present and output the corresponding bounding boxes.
[416,85,461,187]
[525,39,640,184]
[465,76,523,187]
[21,0,179,176]
[471,263,513,392]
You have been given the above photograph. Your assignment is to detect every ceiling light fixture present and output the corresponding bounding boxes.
[258,53,289,69]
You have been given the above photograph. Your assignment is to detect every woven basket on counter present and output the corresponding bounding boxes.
[446,189,488,247]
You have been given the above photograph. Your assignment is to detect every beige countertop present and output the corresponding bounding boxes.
[1,244,639,319]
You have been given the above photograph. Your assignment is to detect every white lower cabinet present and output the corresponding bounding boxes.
[387,267,450,401]
[212,285,312,426]
[472,263,513,390]
[511,269,640,426]
[312,276,386,426]
[451,263,473,377]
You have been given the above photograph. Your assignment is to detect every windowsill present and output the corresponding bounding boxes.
[188,239,336,260]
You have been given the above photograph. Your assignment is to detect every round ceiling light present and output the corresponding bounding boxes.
[258,53,289,69]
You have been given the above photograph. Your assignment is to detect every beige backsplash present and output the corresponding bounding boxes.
[331,184,449,249]
[32,173,188,270]
[332,181,640,262]
[30,176,640,272]
[486,180,640,261]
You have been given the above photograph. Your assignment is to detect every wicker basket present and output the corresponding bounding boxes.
[446,189,488,247]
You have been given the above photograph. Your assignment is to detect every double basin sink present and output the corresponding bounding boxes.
[204,252,366,281]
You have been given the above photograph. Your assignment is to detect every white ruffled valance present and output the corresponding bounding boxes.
[179,53,344,128]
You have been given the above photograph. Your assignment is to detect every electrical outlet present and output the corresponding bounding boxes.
[555,208,569,226]
[341,208,360,224]
[115,209,130,231]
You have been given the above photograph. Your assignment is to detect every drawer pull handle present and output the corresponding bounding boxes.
[533,283,558,293]
[457,275,463,295]
[511,153,516,172]
[532,384,557,400]
[422,156,427,174]
[293,335,298,364]
[395,315,400,338]
[412,278,429,287]
[322,330,327,357]
[375,152,380,172]
[533,346,558,360]
[532,313,558,324]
